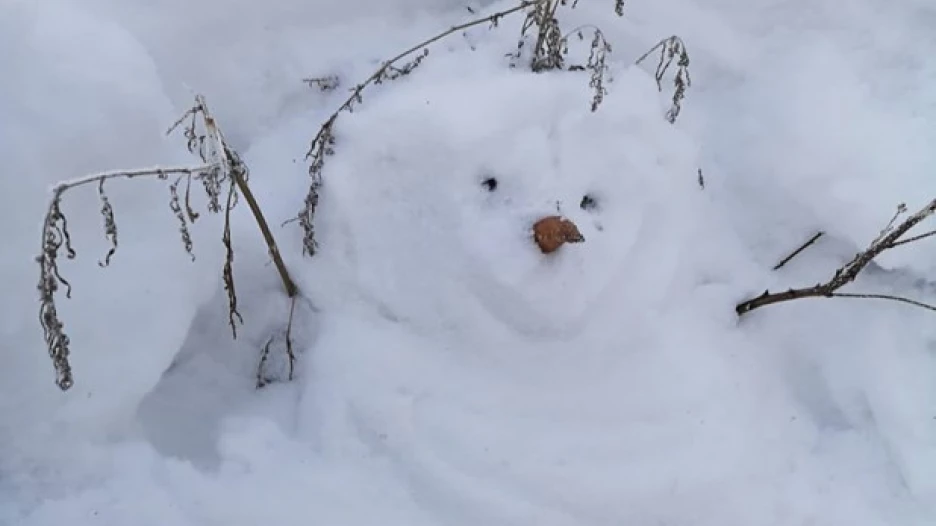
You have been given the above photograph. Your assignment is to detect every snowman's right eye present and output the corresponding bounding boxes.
[481,177,498,192]
[580,194,598,211]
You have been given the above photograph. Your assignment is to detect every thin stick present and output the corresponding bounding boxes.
[773,231,824,271]
[887,229,936,248]
[831,292,936,312]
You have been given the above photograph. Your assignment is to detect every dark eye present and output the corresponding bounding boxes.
[481,177,498,192]
[580,194,598,211]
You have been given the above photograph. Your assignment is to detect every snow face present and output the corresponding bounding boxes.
[312,66,698,340]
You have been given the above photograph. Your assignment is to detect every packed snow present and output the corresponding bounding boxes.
[2,0,936,524]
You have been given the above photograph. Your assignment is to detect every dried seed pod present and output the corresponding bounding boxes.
[532,215,584,254]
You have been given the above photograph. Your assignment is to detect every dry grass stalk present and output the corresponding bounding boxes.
[636,35,691,123]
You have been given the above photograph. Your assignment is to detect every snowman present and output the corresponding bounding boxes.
[289,63,748,525]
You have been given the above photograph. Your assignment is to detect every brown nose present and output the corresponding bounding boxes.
[532,216,585,254]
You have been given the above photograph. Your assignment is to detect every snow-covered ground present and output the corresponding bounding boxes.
[3,0,936,524]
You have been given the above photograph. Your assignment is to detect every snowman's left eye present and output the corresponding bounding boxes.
[580,194,598,211]
[481,177,498,192]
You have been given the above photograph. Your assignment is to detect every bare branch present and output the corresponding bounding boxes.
[888,229,936,248]
[737,199,936,316]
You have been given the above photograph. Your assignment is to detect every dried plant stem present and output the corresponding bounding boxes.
[773,231,824,270]
[38,94,301,391]
[737,199,936,316]
[636,35,691,123]
[530,0,563,71]
[285,294,297,378]
[50,166,214,192]
[38,165,215,390]
[311,0,533,141]
[256,294,299,389]
[830,292,936,312]
[229,154,297,299]
[197,97,298,300]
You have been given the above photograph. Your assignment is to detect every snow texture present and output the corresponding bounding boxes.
[3,0,936,524]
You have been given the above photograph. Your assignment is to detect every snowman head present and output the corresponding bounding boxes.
[316,65,698,341]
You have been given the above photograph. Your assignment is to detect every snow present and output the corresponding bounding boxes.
[3,0,936,524]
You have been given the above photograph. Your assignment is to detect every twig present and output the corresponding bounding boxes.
[773,232,824,270]
[831,292,936,312]
[737,199,936,316]
[306,0,533,158]
[286,294,297,379]
[49,166,215,193]
[887,229,936,248]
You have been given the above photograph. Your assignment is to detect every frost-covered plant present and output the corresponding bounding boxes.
[37,96,299,391]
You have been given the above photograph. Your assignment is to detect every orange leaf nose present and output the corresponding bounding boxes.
[532,216,585,254]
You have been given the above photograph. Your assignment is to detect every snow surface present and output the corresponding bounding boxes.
[3,0,936,524]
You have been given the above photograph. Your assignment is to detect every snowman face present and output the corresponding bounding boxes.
[318,67,698,340]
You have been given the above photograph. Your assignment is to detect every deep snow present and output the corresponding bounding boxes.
[3,0,936,524]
